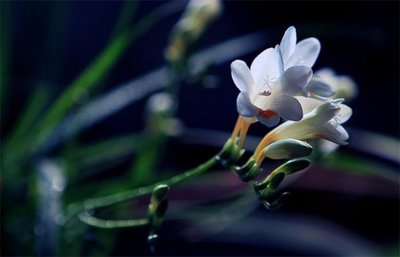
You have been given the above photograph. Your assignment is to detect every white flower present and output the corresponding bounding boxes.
[278,26,335,98]
[313,68,358,100]
[294,95,353,154]
[296,96,352,122]
[231,26,343,127]
[269,99,352,145]
[231,48,313,127]
[277,26,321,70]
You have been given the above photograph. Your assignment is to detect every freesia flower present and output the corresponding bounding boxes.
[251,96,351,164]
[313,68,358,100]
[277,26,321,70]
[295,94,353,155]
[231,48,313,127]
[268,99,351,145]
[295,96,352,122]
[277,26,335,98]
[231,26,338,127]
[166,0,222,63]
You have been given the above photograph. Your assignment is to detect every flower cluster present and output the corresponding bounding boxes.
[231,26,353,155]
[228,26,355,207]
[232,26,334,127]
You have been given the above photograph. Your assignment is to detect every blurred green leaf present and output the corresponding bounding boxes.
[65,134,140,169]
[129,133,167,187]
[33,2,184,152]
[63,177,131,205]
[325,152,399,183]
[110,1,138,39]
[4,87,49,170]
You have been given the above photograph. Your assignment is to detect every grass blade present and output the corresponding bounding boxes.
[33,2,185,152]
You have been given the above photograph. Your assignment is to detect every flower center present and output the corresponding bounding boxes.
[258,109,277,119]
[258,77,273,96]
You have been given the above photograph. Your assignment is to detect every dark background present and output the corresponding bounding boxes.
[2,0,399,139]
[1,1,399,256]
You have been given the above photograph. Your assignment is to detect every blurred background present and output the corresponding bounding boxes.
[1,1,399,256]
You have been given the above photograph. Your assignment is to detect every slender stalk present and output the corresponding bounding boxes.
[68,154,219,226]
[78,213,148,229]
[109,1,138,39]
[33,2,185,153]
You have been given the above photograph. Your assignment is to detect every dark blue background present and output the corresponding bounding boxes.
[3,0,399,142]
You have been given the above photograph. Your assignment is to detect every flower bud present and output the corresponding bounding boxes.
[148,185,170,228]
[257,172,285,200]
[152,184,170,203]
[315,68,358,101]
[263,139,313,160]
[274,159,311,175]
[154,199,168,218]
[165,0,222,63]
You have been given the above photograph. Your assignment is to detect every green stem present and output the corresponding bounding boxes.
[32,2,184,153]
[78,213,148,229]
[68,154,219,227]
[110,1,138,40]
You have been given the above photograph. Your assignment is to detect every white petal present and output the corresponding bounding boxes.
[250,48,283,87]
[236,91,258,118]
[336,124,350,141]
[280,66,313,95]
[257,112,280,127]
[280,26,297,62]
[295,96,324,114]
[323,122,348,145]
[286,37,321,68]
[313,101,340,125]
[316,68,335,78]
[306,77,334,97]
[270,95,303,121]
[336,104,352,124]
[318,139,339,155]
[263,138,313,160]
[231,60,254,92]
[316,68,358,100]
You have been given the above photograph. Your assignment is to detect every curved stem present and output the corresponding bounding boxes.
[67,154,220,226]
[78,213,148,229]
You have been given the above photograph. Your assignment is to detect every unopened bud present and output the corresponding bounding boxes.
[274,159,311,175]
[257,172,285,200]
[263,139,313,160]
[152,184,170,203]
